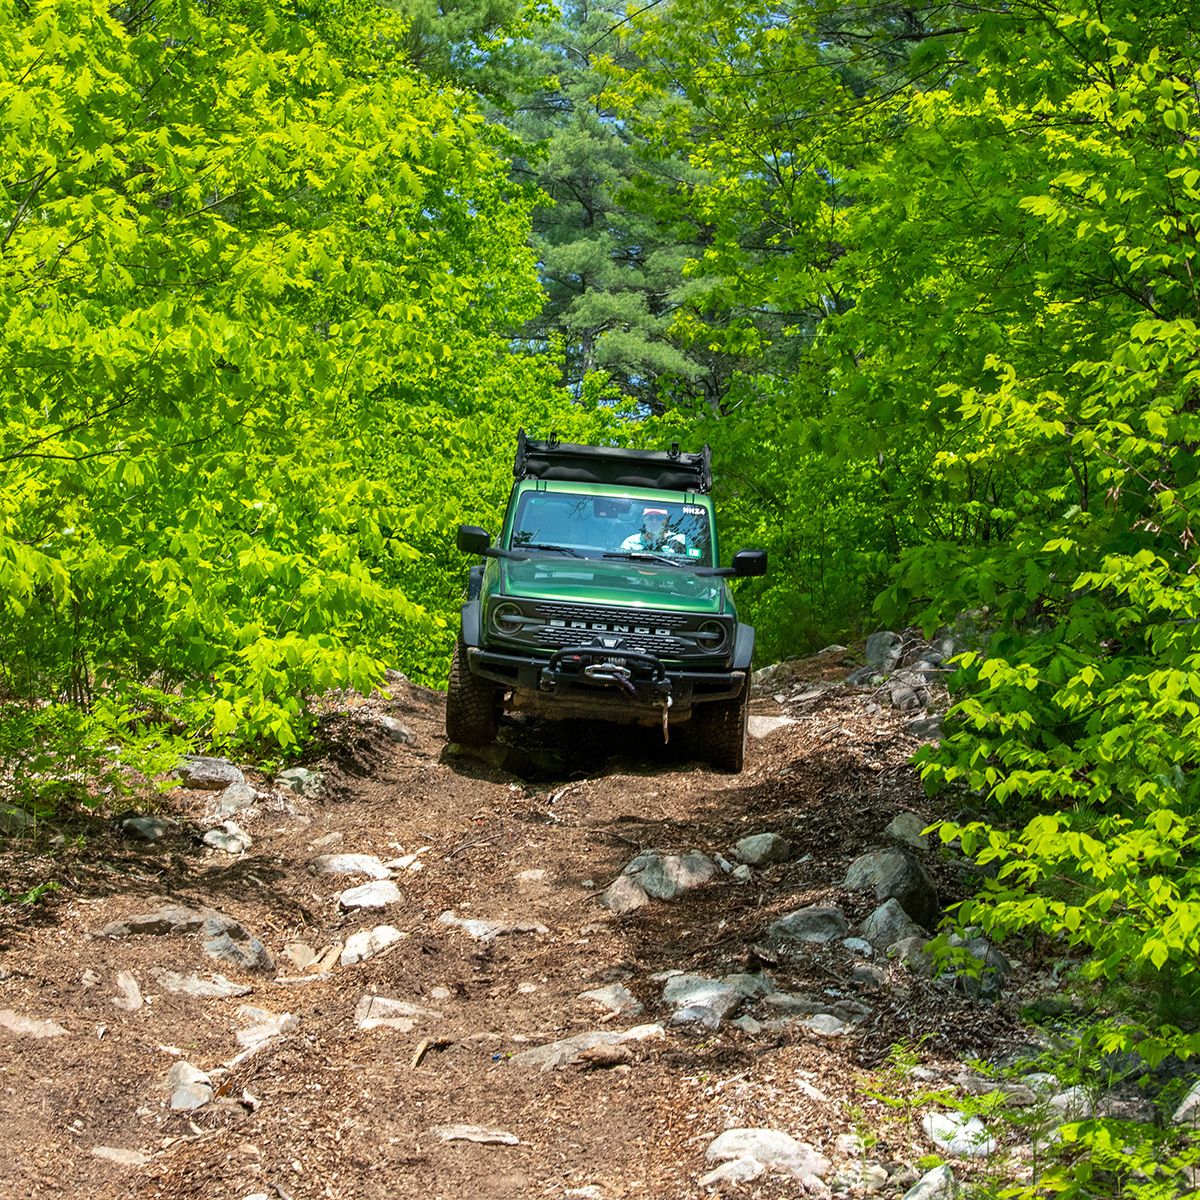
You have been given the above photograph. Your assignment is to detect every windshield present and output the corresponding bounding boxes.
[509,492,714,566]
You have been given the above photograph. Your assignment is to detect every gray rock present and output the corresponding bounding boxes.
[340,925,405,966]
[767,905,848,944]
[845,848,939,927]
[0,805,35,835]
[799,1012,852,1036]
[865,631,904,673]
[843,937,873,957]
[102,905,211,938]
[212,783,258,816]
[723,973,775,1000]
[906,716,944,742]
[623,850,718,901]
[704,1128,831,1190]
[338,880,402,910]
[165,1061,212,1110]
[376,716,415,744]
[889,935,933,976]
[733,833,791,866]
[663,975,743,1027]
[153,970,251,998]
[0,1009,67,1038]
[313,853,392,880]
[921,1111,995,1158]
[597,878,648,912]
[203,820,251,855]
[1173,1079,1200,1125]
[177,756,244,790]
[578,983,643,1016]
[201,917,274,973]
[853,963,887,987]
[276,766,321,797]
[122,816,175,843]
[903,1165,957,1200]
[890,684,926,713]
[508,1023,664,1070]
[762,992,822,1017]
[885,811,931,851]
[1048,1086,1093,1122]
[861,898,925,948]
[847,666,882,685]
[946,932,1012,998]
[355,995,441,1031]
[731,864,752,883]
[747,715,798,740]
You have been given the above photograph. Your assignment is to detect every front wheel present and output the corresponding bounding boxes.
[692,675,750,773]
[445,640,501,747]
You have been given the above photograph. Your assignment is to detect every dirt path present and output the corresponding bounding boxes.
[0,652,1024,1199]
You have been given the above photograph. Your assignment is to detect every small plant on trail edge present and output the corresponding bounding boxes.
[0,881,60,906]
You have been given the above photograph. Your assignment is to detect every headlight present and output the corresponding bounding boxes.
[695,620,728,652]
[491,601,524,636]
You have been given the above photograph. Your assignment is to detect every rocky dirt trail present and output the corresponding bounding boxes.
[0,642,1050,1200]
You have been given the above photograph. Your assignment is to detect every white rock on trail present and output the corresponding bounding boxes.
[203,820,252,855]
[437,911,547,942]
[432,1125,519,1146]
[338,880,402,910]
[921,1111,995,1158]
[903,1165,958,1200]
[578,983,643,1017]
[313,853,392,880]
[509,1024,664,1071]
[703,1128,831,1193]
[0,1009,67,1039]
[90,1146,150,1167]
[747,715,798,740]
[355,995,442,1032]
[340,925,406,966]
[112,971,143,1012]
[153,970,251,999]
[165,1061,212,1111]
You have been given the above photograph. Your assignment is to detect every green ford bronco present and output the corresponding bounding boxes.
[446,431,766,771]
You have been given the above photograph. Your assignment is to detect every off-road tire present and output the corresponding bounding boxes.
[692,674,750,773]
[445,639,501,747]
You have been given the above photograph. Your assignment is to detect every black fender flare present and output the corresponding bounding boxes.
[732,623,756,672]
[461,599,483,648]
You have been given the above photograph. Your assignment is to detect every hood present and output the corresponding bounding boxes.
[499,556,725,614]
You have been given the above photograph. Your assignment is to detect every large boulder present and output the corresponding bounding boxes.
[865,631,904,673]
[844,848,939,928]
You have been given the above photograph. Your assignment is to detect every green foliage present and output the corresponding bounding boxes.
[0,0,560,769]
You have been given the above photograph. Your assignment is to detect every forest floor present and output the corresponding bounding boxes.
[0,648,1044,1200]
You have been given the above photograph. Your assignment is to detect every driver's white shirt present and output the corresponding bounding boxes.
[620,531,686,553]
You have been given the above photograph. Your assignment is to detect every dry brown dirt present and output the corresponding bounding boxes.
[0,650,1024,1200]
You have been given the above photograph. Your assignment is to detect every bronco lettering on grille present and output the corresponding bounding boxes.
[548,618,672,637]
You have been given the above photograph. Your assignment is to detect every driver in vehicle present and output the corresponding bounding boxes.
[620,506,687,554]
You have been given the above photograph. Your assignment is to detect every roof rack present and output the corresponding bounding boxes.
[513,429,712,494]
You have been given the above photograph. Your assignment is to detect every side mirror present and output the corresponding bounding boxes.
[457,524,492,555]
[732,549,767,577]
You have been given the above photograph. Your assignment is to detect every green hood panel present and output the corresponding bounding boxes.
[498,557,725,614]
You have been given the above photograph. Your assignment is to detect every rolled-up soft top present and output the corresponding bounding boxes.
[513,429,712,493]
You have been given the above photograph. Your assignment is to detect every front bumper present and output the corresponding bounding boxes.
[465,643,745,723]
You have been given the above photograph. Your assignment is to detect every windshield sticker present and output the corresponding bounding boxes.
[683,505,706,516]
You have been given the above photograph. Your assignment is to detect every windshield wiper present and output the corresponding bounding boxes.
[602,551,693,569]
[519,542,583,557]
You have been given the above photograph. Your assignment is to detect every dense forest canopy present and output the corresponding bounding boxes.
[3,0,1200,1187]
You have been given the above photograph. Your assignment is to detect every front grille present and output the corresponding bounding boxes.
[530,602,698,658]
